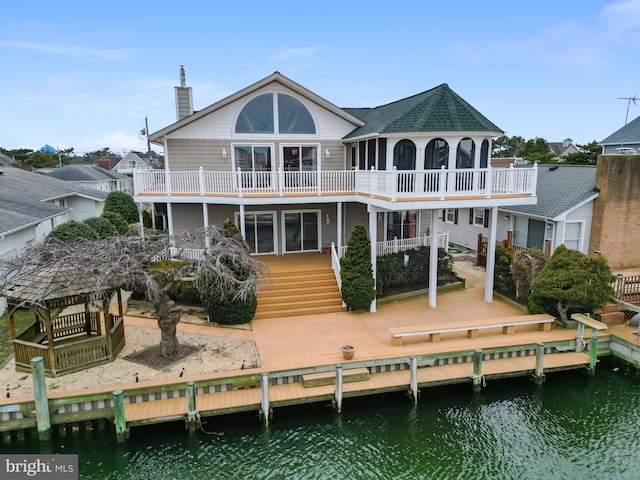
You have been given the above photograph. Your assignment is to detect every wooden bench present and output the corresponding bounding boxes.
[389,314,555,346]
[571,313,608,331]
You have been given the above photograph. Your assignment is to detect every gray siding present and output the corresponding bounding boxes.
[167,139,228,171]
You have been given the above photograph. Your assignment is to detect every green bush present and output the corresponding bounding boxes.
[46,220,100,243]
[101,211,129,235]
[83,216,118,239]
[340,224,376,311]
[149,260,200,305]
[104,191,138,224]
[198,219,256,325]
[494,245,516,298]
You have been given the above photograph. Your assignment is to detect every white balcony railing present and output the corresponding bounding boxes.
[134,164,537,200]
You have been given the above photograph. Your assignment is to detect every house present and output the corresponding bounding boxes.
[113,151,160,174]
[0,166,108,314]
[549,138,580,160]
[600,115,640,154]
[46,164,132,193]
[134,70,539,309]
[443,165,598,257]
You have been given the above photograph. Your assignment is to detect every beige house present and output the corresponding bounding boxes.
[134,70,539,310]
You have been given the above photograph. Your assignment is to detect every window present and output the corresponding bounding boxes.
[234,145,272,172]
[283,145,317,171]
[386,211,418,240]
[456,138,475,169]
[564,222,583,250]
[470,208,489,227]
[235,93,315,134]
[444,209,458,224]
[393,139,416,170]
[425,138,449,169]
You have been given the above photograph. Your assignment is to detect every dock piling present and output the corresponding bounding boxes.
[186,381,197,434]
[260,373,270,427]
[535,343,545,385]
[335,365,344,413]
[409,357,419,404]
[472,349,483,393]
[31,356,51,442]
[113,390,127,443]
[589,329,599,377]
[576,323,585,352]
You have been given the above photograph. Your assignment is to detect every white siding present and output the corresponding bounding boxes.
[555,201,594,255]
[0,228,36,259]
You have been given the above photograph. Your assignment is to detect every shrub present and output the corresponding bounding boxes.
[101,211,129,234]
[46,220,100,243]
[83,216,118,239]
[494,245,516,298]
[104,191,138,224]
[198,219,257,324]
[340,224,376,311]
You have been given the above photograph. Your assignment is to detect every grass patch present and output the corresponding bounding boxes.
[0,308,34,367]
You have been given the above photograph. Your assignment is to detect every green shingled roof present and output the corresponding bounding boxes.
[343,83,502,139]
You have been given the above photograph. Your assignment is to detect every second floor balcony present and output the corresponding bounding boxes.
[134,165,538,203]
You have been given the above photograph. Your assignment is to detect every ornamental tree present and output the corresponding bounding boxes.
[528,245,615,323]
[103,191,139,224]
[340,224,376,311]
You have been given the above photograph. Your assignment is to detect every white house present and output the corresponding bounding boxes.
[134,70,539,309]
[46,164,132,193]
[600,114,640,154]
[113,151,160,175]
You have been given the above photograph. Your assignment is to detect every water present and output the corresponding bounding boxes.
[4,366,640,479]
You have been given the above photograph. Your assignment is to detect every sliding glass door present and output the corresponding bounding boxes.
[282,210,320,253]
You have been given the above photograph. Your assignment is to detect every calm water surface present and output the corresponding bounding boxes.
[4,366,640,479]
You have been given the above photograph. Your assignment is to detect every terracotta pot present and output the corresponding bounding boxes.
[342,345,355,360]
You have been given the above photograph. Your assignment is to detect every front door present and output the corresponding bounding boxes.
[240,212,276,254]
[282,210,320,253]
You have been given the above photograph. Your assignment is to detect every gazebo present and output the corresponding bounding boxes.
[2,266,126,377]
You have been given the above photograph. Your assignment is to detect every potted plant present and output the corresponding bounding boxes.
[342,345,355,360]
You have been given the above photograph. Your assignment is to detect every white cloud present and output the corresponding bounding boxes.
[272,45,327,60]
[600,0,640,32]
[0,40,133,60]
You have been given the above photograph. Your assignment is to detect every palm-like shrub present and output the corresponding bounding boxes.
[340,224,376,311]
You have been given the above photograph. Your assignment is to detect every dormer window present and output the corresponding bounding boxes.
[235,93,316,134]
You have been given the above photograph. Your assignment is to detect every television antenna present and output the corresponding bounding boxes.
[619,94,639,125]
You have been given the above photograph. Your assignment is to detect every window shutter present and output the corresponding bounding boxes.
[454,209,459,225]
[442,209,446,221]
[484,209,489,228]
[469,209,474,225]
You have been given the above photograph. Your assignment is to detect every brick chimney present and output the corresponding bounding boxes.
[175,65,193,121]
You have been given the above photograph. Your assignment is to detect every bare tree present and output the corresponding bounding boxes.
[0,227,266,357]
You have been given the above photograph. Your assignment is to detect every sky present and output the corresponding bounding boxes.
[2,0,640,156]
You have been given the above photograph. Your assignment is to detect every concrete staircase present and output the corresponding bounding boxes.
[255,267,345,320]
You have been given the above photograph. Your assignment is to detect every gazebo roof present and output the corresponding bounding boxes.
[1,263,111,306]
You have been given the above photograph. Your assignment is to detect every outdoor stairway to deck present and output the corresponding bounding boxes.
[255,267,345,319]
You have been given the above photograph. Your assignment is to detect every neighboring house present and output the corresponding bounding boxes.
[113,151,160,174]
[0,152,14,167]
[599,115,640,154]
[549,138,580,160]
[0,166,108,314]
[46,164,132,193]
[490,157,528,167]
[443,165,597,257]
[134,70,540,308]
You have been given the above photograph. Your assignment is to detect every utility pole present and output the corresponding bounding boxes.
[145,116,151,156]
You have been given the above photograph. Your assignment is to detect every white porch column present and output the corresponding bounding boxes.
[429,210,438,308]
[337,202,343,256]
[166,203,174,238]
[484,206,498,303]
[239,204,246,242]
[368,206,377,313]
[202,203,210,246]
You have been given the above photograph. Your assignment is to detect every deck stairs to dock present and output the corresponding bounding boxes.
[255,266,345,320]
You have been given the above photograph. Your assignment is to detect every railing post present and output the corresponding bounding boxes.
[472,349,483,393]
[236,167,244,198]
[335,365,344,413]
[588,329,599,377]
[164,168,172,196]
[391,166,398,201]
[535,343,545,385]
[198,166,205,196]
[439,165,446,200]
[507,164,514,193]
[278,165,284,196]
[113,389,127,443]
[409,357,419,404]
[186,381,197,434]
[393,236,399,254]
[31,357,51,442]
[485,164,492,198]
[530,162,538,195]
[260,373,270,427]
[317,169,322,195]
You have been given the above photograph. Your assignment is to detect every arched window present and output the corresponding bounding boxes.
[235,93,316,134]
[278,94,316,134]
[425,138,449,169]
[393,139,416,170]
[235,94,274,133]
[456,137,475,169]
[480,139,489,168]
